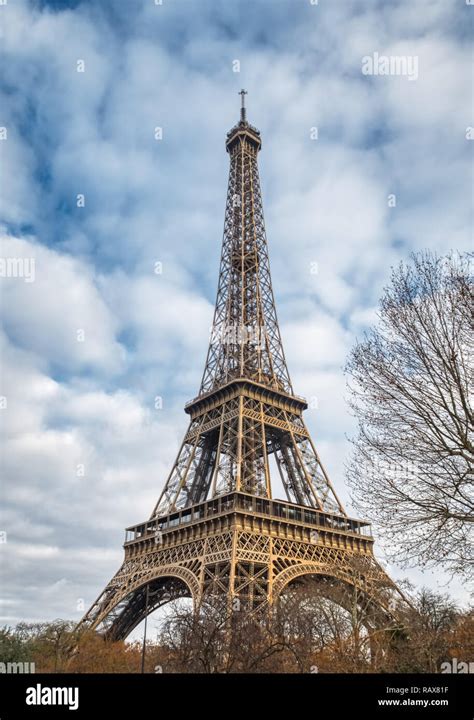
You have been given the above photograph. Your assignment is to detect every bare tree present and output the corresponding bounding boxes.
[158,597,301,673]
[386,589,460,673]
[275,580,375,672]
[346,252,473,578]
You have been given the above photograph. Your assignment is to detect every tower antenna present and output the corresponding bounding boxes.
[239,88,248,122]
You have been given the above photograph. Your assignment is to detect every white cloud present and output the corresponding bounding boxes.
[0,234,125,373]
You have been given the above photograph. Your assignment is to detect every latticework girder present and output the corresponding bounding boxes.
[78,95,404,641]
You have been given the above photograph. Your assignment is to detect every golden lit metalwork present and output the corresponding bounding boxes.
[79,94,402,639]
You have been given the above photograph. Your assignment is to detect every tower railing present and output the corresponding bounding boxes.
[124,491,373,545]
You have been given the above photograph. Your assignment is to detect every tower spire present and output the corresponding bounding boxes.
[239,88,248,123]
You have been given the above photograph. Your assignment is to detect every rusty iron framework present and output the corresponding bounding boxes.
[78,93,404,640]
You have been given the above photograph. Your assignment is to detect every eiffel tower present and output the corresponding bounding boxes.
[79,92,402,640]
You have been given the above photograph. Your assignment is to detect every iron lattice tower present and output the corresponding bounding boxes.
[79,93,402,640]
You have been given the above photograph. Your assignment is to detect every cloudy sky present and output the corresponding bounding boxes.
[0,0,472,629]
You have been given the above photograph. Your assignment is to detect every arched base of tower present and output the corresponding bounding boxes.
[77,495,408,644]
[77,565,201,642]
[271,560,402,628]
